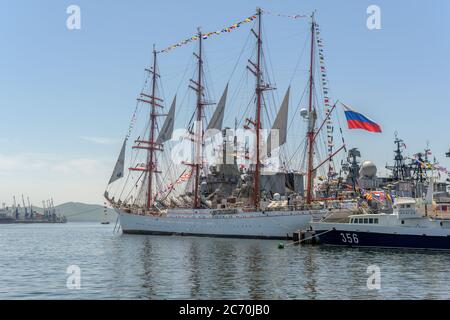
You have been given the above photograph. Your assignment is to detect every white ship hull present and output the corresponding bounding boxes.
[116,208,326,239]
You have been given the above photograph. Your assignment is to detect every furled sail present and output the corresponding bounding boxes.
[206,84,228,136]
[108,138,127,185]
[156,95,176,144]
[267,87,290,154]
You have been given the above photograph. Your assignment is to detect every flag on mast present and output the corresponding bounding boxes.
[342,103,382,133]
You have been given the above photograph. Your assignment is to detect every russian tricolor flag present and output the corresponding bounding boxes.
[342,103,382,133]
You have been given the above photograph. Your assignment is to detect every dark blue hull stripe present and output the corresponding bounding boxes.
[315,230,450,250]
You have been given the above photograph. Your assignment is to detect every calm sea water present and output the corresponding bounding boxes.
[0,222,449,299]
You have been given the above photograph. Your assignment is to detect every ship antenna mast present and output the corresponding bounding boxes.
[193,28,203,209]
[306,12,316,204]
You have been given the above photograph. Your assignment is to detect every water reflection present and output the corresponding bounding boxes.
[141,237,154,297]
[126,235,450,299]
[246,243,264,300]
[188,239,201,298]
[1,223,450,299]
[302,247,318,299]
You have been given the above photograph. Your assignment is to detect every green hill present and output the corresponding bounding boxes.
[54,202,117,222]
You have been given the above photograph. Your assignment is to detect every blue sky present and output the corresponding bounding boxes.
[0,0,449,205]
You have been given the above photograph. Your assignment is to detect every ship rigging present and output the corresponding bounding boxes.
[104,8,351,239]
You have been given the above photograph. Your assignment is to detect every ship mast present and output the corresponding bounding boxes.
[129,46,165,209]
[386,133,408,181]
[146,47,159,209]
[306,13,316,204]
[193,28,203,209]
[253,7,263,209]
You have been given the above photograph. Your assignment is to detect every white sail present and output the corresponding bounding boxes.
[156,96,176,144]
[267,87,290,154]
[206,84,228,136]
[108,138,127,185]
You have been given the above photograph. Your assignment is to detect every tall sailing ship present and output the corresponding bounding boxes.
[105,9,349,239]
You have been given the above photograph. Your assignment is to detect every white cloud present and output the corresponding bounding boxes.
[0,153,51,175]
[81,136,119,145]
[0,154,20,171]
[0,153,110,204]
[0,153,106,176]
[52,158,103,175]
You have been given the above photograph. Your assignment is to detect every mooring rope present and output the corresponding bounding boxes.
[113,215,120,234]
[284,228,335,247]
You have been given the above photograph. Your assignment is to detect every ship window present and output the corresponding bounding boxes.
[401,220,405,225]
[364,218,368,224]
[374,218,379,224]
[358,218,363,224]
[369,218,374,224]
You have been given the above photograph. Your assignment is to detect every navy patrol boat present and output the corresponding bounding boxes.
[311,196,450,250]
